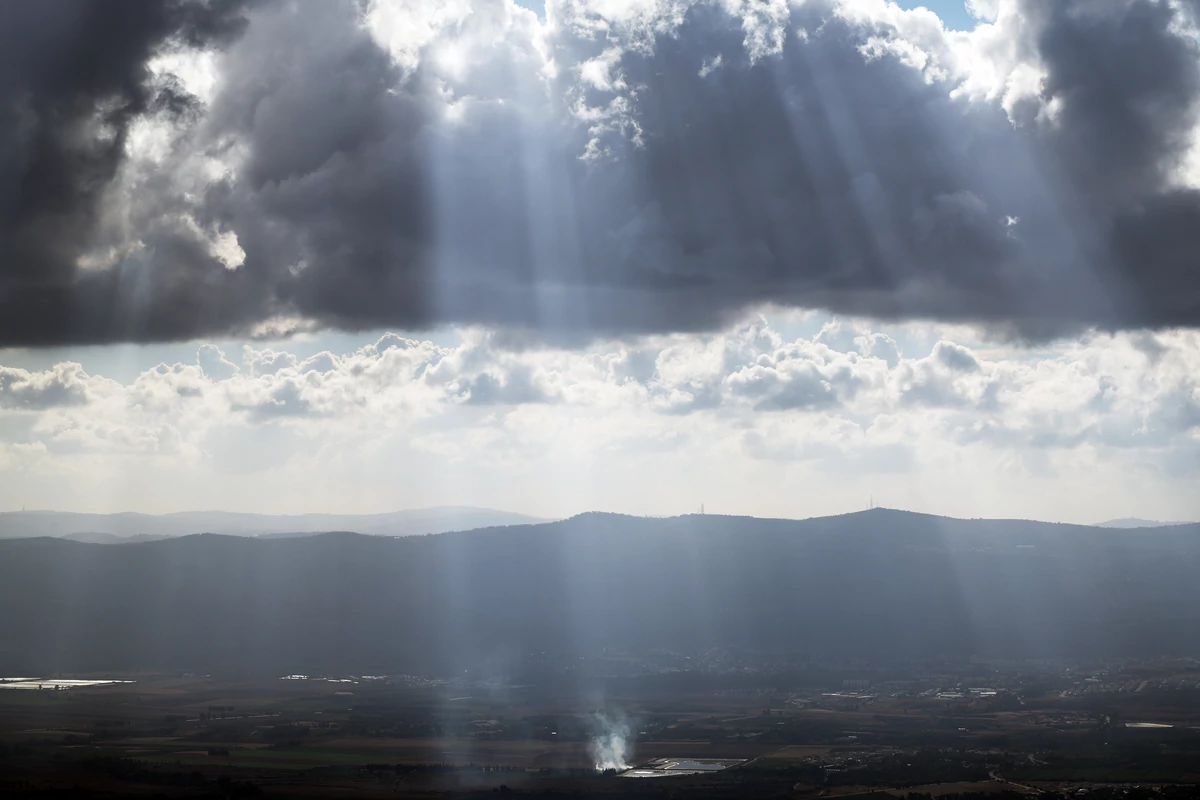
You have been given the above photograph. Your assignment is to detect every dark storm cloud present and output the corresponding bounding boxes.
[2,0,1200,346]
[201,0,438,334]
[592,0,1200,338]
[0,0,253,345]
[1032,0,1200,330]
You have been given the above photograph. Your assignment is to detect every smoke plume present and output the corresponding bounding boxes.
[589,711,634,772]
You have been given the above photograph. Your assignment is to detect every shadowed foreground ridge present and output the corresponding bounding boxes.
[2,509,1198,674]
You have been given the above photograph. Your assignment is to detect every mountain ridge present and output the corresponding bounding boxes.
[1097,517,1197,529]
[0,506,550,541]
[2,510,1198,675]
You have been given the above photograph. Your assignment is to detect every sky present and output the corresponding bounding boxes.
[1,0,1199,524]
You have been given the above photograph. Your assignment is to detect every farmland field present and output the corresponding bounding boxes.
[1,669,1199,798]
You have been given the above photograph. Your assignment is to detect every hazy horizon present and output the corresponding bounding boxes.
[4,317,1199,524]
[0,504,1194,532]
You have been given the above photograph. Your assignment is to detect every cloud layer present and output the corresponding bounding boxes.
[2,315,1197,520]
[3,0,1200,346]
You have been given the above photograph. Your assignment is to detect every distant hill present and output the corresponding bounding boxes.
[60,532,170,545]
[0,507,549,541]
[1,508,1197,675]
[1097,517,1195,529]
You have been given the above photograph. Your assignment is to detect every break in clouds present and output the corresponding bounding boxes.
[4,0,1200,346]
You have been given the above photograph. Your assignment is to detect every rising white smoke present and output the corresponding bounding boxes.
[589,711,634,771]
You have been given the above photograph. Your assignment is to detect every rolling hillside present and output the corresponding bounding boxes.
[1,509,1197,675]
